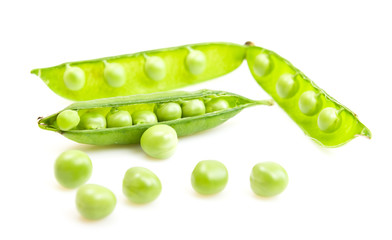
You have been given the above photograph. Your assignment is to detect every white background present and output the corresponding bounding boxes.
[1,0,391,239]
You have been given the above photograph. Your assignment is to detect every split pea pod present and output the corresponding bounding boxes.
[31,43,246,101]
[245,42,371,147]
[38,89,273,145]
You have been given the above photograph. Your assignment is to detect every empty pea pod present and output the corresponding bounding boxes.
[245,42,371,147]
[37,89,273,145]
[31,43,246,101]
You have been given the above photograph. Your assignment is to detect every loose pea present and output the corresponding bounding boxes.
[250,162,288,197]
[191,160,228,195]
[79,112,106,130]
[144,56,166,81]
[63,65,85,91]
[317,107,341,133]
[54,150,92,189]
[298,91,322,116]
[253,53,270,77]
[132,110,158,125]
[182,99,206,117]
[75,184,116,220]
[122,167,162,204]
[205,98,229,113]
[140,124,178,159]
[103,62,126,88]
[186,49,207,75]
[56,110,80,131]
[156,102,182,121]
[276,74,298,99]
[106,109,132,128]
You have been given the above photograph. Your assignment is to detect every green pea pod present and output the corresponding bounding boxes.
[245,43,371,147]
[31,43,246,101]
[38,89,273,145]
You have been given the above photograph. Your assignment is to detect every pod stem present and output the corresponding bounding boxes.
[255,99,274,106]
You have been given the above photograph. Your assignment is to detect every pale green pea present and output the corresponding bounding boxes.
[106,109,132,128]
[140,124,178,159]
[317,107,341,133]
[103,61,126,88]
[276,74,298,98]
[156,102,182,121]
[253,53,270,77]
[191,160,228,195]
[79,112,106,130]
[63,65,85,91]
[186,49,207,75]
[206,98,229,113]
[132,110,158,125]
[144,56,166,81]
[182,99,206,117]
[298,91,322,116]
[56,110,80,131]
[122,167,162,204]
[250,162,288,197]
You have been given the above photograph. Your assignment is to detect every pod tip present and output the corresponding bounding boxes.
[31,69,39,76]
[245,41,255,46]
[361,127,372,139]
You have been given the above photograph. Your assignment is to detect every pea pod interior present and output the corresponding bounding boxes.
[38,89,272,145]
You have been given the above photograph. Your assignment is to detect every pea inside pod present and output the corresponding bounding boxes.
[37,89,273,145]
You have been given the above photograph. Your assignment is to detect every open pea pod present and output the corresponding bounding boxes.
[38,89,272,145]
[245,43,371,147]
[31,43,246,101]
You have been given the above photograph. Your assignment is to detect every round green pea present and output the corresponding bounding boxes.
[104,62,126,88]
[182,99,206,117]
[250,162,288,197]
[140,124,178,159]
[276,74,298,98]
[131,110,158,125]
[75,184,116,220]
[298,91,322,116]
[317,107,341,133]
[156,102,182,122]
[205,98,229,113]
[106,109,132,128]
[56,110,80,131]
[186,49,207,75]
[123,167,162,204]
[253,53,270,77]
[54,150,92,189]
[145,56,166,81]
[191,160,228,195]
[63,65,85,91]
[79,112,106,130]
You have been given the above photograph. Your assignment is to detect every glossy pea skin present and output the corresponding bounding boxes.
[250,162,288,197]
[56,110,80,131]
[140,125,178,159]
[156,102,182,122]
[317,107,341,133]
[123,167,162,204]
[191,160,228,195]
[276,73,298,98]
[132,110,158,125]
[205,98,229,113]
[186,49,207,75]
[54,150,92,189]
[253,53,270,77]
[182,99,206,117]
[145,56,166,81]
[106,109,132,128]
[79,112,106,130]
[104,62,126,88]
[76,184,116,220]
[298,91,322,116]
[63,65,85,91]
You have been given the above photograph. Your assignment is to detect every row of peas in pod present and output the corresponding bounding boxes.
[55,149,288,220]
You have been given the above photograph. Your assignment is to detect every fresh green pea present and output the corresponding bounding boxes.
[250,162,288,197]
[79,112,106,130]
[182,99,206,117]
[54,150,92,189]
[276,73,298,99]
[63,65,85,91]
[75,184,116,220]
[106,109,132,128]
[132,110,158,125]
[103,61,126,88]
[122,167,162,204]
[56,110,80,131]
[191,160,228,195]
[156,102,182,121]
[144,55,166,81]
[140,124,178,159]
[317,107,341,133]
[186,48,207,75]
[253,53,270,77]
[205,98,229,113]
[298,91,322,116]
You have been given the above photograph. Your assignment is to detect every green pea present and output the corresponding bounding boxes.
[122,167,162,204]
[106,109,132,128]
[54,150,92,189]
[317,107,341,133]
[298,91,322,116]
[250,162,288,197]
[103,61,126,88]
[186,49,207,75]
[156,102,182,122]
[253,53,270,77]
[140,124,178,159]
[144,56,166,81]
[182,99,206,117]
[79,112,106,130]
[191,160,228,195]
[276,73,298,99]
[63,65,85,91]
[205,98,229,113]
[131,110,158,125]
[75,184,116,220]
[56,110,80,131]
